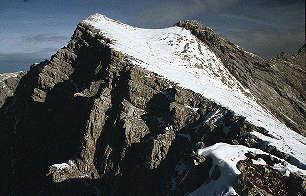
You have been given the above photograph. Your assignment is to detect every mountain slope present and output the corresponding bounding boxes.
[82,14,305,166]
[0,14,305,196]
[176,20,305,136]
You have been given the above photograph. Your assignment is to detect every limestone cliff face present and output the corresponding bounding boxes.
[0,15,305,196]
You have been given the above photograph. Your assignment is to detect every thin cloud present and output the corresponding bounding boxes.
[190,0,240,12]
[129,0,240,28]
[225,28,304,59]
[220,0,305,58]
[0,49,56,73]
[219,14,276,28]
[22,34,68,43]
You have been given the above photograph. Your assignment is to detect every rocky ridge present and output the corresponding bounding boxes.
[0,14,305,196]
[176,20,305,136]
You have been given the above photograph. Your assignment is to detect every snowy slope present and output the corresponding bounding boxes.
[82,14,305,172]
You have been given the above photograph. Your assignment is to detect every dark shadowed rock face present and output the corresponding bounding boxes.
[176,20,305,136]
[0,17,305,196]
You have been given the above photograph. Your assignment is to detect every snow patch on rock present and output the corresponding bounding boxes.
[189,143,305,195]
[51,163,71,170]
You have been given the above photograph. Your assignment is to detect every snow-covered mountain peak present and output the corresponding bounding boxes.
[82,13,305,167]
[2,13,305,196]
[82,13,246,93]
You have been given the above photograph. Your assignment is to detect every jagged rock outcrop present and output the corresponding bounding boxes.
[233,152,306,196]
[0,14,305,196]
[0,72,25,107]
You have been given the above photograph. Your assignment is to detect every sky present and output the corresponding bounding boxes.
[0,0,305,73]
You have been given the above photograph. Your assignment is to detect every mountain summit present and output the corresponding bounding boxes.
[1,14,305,196]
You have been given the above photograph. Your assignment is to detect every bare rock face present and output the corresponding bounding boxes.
[0,16,305,196]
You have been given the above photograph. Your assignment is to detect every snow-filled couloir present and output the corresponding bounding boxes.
[81,14,305,168]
